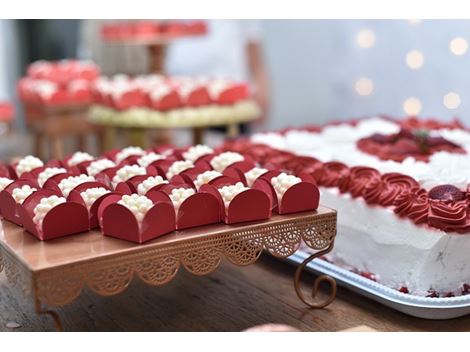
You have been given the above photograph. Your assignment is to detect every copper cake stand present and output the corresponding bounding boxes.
[0,206,337,331]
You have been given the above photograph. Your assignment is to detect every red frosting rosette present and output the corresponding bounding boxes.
[393,187,429,224]
[363,173,419,206]
[341,166,380,198]
[428,200,470,233]
[315,161,350,188]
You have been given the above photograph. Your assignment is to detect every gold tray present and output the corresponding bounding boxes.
[0,206,337,331]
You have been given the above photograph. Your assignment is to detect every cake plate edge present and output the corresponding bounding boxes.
[287,251,470,320]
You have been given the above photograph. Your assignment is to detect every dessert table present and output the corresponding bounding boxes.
[0,206,336,331]
[1,253,469,331]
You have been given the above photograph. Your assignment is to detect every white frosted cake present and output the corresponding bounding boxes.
[223,116,470,297]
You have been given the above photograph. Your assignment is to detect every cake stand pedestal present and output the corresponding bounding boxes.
[0,206,336,331]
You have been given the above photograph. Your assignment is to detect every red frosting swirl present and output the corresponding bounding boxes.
[394,187,429,224]
[428,200,470,233]
[316,161,350,187]
[341,166,380,198]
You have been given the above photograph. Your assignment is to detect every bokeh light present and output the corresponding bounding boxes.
[406,50,424,69]
[450,37,468,55]
[356,29,376,49]
[403,97,422,115]
[355,77,374,96]
[443,92,461,109]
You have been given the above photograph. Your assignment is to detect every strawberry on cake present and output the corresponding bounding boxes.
[222,116,470,297]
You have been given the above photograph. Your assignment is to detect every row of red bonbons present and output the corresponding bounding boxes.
[0,146,319,243]
[18,60,100,106]
[101,20,207,41]
[93,75,251,111]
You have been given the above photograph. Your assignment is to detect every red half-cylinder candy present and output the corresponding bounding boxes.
[186,87,211,107]
[19,189,89,241]
[0,180,41,225]
[101,201,176,244]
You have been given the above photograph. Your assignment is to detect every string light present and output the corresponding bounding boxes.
[356,29,376,49]
[406,50,424,69]
[450,37,468,55]
[403,97,422,115]
[355,78,374,96]
[443,92,461,109]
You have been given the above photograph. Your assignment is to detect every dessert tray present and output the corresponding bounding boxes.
[287,252,470,320]
[0,207,337,331]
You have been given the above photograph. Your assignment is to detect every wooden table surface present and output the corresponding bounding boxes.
[1,255,469,331]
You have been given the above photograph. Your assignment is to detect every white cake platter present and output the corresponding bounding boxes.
[287,251,470,320]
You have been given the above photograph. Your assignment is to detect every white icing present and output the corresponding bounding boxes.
[37,167,66,187]
[182,144,214,162]
[118,194,153,225]
[80,187,110,209]
[115,146,145,164]
[15,156,44,176]
[137,152,164,168]
[12,185,37,204]
[86,159,116,176]
[218,182,248,209]
[166,160,194,180]
[58,174,95,197]
[319,188,470,296]
[194,170,222,189]
[33,195,66,226]
[271,173,301,199]
[67,152,94,166]
[0,177,13,192]
[137,176,168,195]
[210,152,244,172]
[244,167,268,187]
[112,165,146,185]
[169,187,195,209]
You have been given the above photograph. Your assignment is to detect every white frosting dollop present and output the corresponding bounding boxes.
[67,151,94,166]
[86,159,116,176]
[112,165,146,185]
[218,182,248,209]
[244,167,268,187]
[166,160,194,180]
[137,175,168,195]
[118,194,153,225]
[0,177,13,192]
[169,187,195,209]
[137,152,164,167]
[80,187,110,209]
[194,170,222,189]
[58,174,95,197]
[33,195,66,226]
[115,146,145,164]
[210,152,244,172]
[15,155,44,176]
[271,173,301,198]
[37,167,67,187]
[182,144,214,162]
[12,185,37,204]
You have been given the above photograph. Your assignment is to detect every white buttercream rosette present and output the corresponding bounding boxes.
[118,194,154,226]
[12,185,37,204]
[210,152,244,172]
[67,151,94,166]
[58,174,95,197]
[37,167,67,187]
[33,195,66,226]
[218,182,248,209]
[271,173,301,199]
[86,159,116,176]
[15,155,44,176]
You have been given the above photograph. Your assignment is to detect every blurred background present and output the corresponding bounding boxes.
[1,19,470,158]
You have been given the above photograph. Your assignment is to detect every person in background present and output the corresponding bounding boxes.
[79,19,270,132]
[165,19,270,131]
